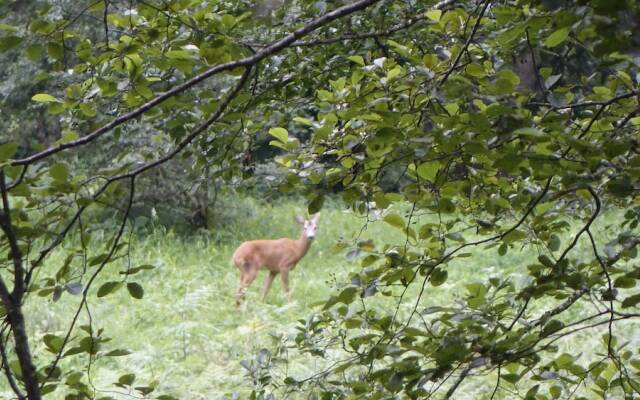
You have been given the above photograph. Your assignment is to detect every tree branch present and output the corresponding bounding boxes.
[0,171,25,301]
[529,91,638,112]
[42,177,136,386]
[26,66,252,293]
[444,363,473,399]
[438,0,490,86]
[0,325,25,400]
[11,0,382,166]
[0,171,40,400]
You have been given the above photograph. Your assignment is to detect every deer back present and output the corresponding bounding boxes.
[232,237,309,271]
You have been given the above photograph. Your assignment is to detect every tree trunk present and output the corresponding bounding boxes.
[8,302,41,400]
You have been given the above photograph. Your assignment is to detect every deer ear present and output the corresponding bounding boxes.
[312,212,321,222]
[295,215,305,224]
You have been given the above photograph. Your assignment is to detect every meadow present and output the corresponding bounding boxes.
[9,195,640,399]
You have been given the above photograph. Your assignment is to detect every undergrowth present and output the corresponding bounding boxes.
[5,195,637,399]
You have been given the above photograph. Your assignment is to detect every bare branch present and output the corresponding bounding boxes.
[525,28,548,100]
[444,363,473,399]
[490,365,501,400]
[280,17,431,47]
[529,91,638,111]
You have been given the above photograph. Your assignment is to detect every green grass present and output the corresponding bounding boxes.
[4,196,639,399]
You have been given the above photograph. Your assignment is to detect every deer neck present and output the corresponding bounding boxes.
[294,232,312,260]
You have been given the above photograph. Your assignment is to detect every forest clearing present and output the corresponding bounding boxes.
[1,0,639,398]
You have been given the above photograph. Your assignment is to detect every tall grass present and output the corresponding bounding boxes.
[5,195,639,399]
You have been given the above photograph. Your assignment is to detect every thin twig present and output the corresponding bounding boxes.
[42,177,136,386]
[438,0,490,86]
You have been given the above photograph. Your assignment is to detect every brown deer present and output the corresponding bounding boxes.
[232,213,320,307]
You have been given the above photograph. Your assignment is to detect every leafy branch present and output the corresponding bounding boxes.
[10,0,382,167]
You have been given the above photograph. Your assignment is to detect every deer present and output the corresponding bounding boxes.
[232,213,320,307]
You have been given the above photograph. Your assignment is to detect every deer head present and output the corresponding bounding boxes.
[296,213,321,240]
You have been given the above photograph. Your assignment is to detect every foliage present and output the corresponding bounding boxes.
[4,197,633,400]
[0,0,639,399]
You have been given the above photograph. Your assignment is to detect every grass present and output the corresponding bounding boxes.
[3,195,639,399]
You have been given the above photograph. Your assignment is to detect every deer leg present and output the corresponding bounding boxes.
[280,269,291,303]
[235,269,258,307]
[261,271,278,303]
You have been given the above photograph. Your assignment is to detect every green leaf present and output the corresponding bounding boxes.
[538,255,555,268]
[503,229,527,244]
[0,142,18,162]
[498,69,520,86]
[293,117,312,126]
[268,127,288,143]
[165,50,193,59]
[465,63,485,78]
[541,319,564,337]
[607,176,633,198]
[337,287,358,305]
[49,163,69,182]
[348,55,364,66]
[308,195,324,214]
[430,268,448,286]
[105,349,131,357]
[387,67,403,81]
[119,264,155,275]
[47,42,64,60]
[425,9,442,22]
[550,385,562,399]
[514,127,544,137]
[555,353,575,368]
[43,334,64,353]
[49,162,69,182]
[79,103,97,117]
[58,130,80,144]
[97,281,123,298]
[118,373,136,386]
[622,294,640,308]
[40,385,57,395]
[502,373,520,384]
[614,276,636,289]
[0,23,17,32]
[0,35,22,51]
[317,89,334,102]
[89,253,109,267]
[32,93,60,103]
[525,384,539,400]
[549,235,561,252]
[221,14,236,29]
[127,282,144,299]
[545,27,570,47]
[416,161,439,182]
[423,54,438,68]
[383,213,405,229]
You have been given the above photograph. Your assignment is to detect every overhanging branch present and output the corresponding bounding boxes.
[11,0,382,167]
